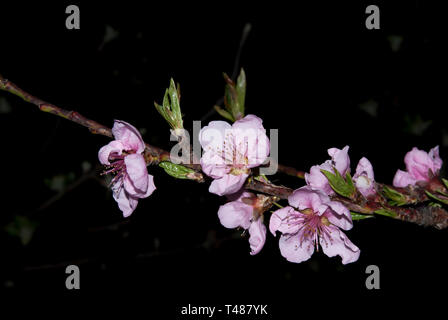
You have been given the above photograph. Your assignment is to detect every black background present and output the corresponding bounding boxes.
[0,0,447,316]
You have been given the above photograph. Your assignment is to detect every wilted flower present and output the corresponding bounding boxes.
[99,120,156,217]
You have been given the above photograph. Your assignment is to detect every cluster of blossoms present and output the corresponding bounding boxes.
[199,115,270,255]
[98,117,443,265]
[270,146,365,264]
[198,117,365,264]
[305,146,377,199]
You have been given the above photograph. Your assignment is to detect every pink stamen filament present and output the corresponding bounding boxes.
[283,210,333,252]
[222,133,249,168]
[101,152,129,194]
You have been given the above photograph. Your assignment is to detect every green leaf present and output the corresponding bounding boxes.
[425,190,448,205]
[437,189,448,197]
[320,169,355,198]
[214,105,235,122]
[221,72,244,121]
[350,212,374,221]
[154,101,167,120]
[163,87,170,109]
[442,178,448,190]
[381,185,407,206]
[374,208,397,218]
[429,202,442,208]
[154,79,183,131]
[169,79,181,119]
[346,171,355,189]
[236,69,246,115]
[159,161,196,180]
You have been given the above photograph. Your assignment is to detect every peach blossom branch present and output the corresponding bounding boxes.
[2,74,448,229]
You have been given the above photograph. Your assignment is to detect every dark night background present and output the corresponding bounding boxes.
[0,0,447,316]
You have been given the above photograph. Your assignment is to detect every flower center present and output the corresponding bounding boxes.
[101,152,129,193]
[293,208,332,252]
[229,166,250,175]
[209,131,250,175]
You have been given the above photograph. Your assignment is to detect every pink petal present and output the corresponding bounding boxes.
[354,157,374,180]
[112,120,145,154]
[393,169,417,187]
[279,231,314,263]
[404,147,434,181]
[355,175,376,198]
[248,219,266,255]
[245,131,270,168]
[429,146,443,174]
[325,210,353,231]
[232,115,270,167]
[328,146,350,175]
[98,140,125,165]
[200,151,227,179]
[217,200,252,229]
[326,201,352,230]
[288,186,328,215]
[124,154,149,195]
[233,114,265,131]
[199,120,232,150]
[320,226,360,264]
[269,206,300,236]
[226,190,254,202]
[141,174,156,198]
[208,173,248,196]
[112,185,139,218]
[305,162,334,195]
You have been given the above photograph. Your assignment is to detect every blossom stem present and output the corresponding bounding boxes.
[272,202,284,209]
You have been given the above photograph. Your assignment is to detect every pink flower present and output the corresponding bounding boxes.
[199,114,270,196]
[305,146,350,195]
[98,120,156,217]
[353,157,376,198]
[217,191,266,255]
[393,146,442,188]
[269,186,360,264]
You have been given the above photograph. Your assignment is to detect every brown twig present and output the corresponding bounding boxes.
[277,164,306,179]
[244,178,448,229]
[0,74,201,173]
